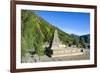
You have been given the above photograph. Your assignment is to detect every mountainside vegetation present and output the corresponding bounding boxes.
[21,10,90,58]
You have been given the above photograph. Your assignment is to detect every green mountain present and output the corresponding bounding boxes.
[80,34,90,43]
[80,34,90,48]
[21,10,90,58]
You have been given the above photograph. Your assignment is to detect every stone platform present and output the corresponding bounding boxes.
[51,48,84,57]
[50,30,84,58]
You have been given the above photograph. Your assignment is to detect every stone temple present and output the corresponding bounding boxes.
[50,30,84,57]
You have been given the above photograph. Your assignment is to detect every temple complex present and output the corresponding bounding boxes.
[51,30,84,57]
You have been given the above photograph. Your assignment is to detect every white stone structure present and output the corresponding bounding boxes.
[51,30,83,57]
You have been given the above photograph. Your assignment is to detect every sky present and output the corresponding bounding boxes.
[35,10,90,36]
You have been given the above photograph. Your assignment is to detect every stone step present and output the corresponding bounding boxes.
[52,52,83,57]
